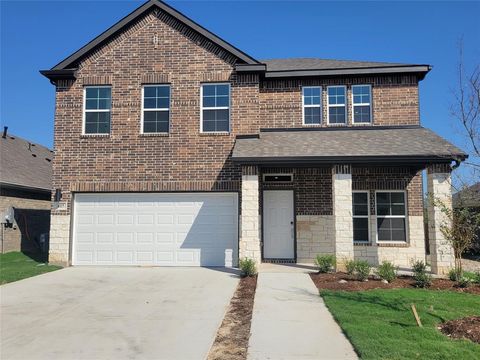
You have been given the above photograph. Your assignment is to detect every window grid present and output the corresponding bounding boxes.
[302,86,322,125]
[83,86,111,135]
[327,86,347,125]
[352,85,372,124]
[376,191,407,243]
[353,191,370,243]
[201,83,230,133]
[142,85,170,134]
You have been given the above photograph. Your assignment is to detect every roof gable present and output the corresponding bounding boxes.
[49,0,259,71]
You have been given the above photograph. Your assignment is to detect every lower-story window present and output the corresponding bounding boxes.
[376,191,407,242]
[353,191,369,243]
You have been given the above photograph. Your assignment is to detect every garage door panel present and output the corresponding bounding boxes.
[73,193,238,266]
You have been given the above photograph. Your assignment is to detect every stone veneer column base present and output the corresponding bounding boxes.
[427,167,455,275]
[239,166,261,264]
[49,214,71,266]
[332,165,354,271]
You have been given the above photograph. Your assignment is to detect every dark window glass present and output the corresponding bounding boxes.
[353,218,369,242]
[376,192,407,241]
[143,85,170,133]
[263,175,293,182]
[353,85,371,123]
[353,192,369,242]
[304,107,321,124]
[353,105,371,123]
[202,84,230,132]
[84,87,111,134]
[329,107,346,124]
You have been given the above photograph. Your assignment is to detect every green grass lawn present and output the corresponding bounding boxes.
[321,289,480,360]
[0,252,62,284]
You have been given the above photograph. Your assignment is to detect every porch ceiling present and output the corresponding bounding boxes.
[232,125,467,166]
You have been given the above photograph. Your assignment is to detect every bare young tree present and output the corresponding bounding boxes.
[450,39,479,205]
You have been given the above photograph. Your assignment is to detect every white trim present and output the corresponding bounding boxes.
[140,84,170,134]
[374,190,409,244]
[351,84,372,124]
[262,173,294,183]
[82,85,111,135]
[326,85,347,126]
[352,190,370,243]
[301,86,322,126]
[200,82,231,133]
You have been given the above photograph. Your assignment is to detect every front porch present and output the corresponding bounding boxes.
[233,127,467,275]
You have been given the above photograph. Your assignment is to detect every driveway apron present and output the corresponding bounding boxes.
[1,267,238,360]
[248,271,357,360]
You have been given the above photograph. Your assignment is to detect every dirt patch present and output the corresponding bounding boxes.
[310,272,480,294]
[439,316,480,344]
[207,275,257,360]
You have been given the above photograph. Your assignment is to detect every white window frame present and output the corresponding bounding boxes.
[351,84,373,124]
[200,83,231,133]
[327,85,347,125]
[353,190,370,243]
[82,85,111,135]
[302,86,322,126]
[375,190,409,244]
[140,84,171,134]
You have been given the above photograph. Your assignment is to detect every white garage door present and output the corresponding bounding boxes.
[73,193,238,266]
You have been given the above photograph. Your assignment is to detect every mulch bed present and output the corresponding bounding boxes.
[310,272,480,294]
[439,316,480,344]
[207,275,257,360]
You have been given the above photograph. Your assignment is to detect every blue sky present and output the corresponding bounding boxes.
[1,0,479,178]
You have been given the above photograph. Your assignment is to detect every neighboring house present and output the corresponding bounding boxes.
[453,182,480,254]
[0,127,52,254]
[41,0,466,274]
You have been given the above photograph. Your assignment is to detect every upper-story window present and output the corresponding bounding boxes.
[352,85,372,123]
[302,86,321,125]
[84,86,111,134]
[327,86,346,125]
[142,85,170,134]
[201,83,230,133]
[376,191,407,242]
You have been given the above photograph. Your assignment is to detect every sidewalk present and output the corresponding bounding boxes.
[247,269,357,360]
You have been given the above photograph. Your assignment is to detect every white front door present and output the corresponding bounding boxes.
[263,190,294,259]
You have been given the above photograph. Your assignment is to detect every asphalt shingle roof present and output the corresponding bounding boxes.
[0,133,53,191]
[261,58,414,72]
[232,126,467,164]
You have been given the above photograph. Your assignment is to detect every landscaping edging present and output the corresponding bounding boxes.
[310,272,480,294]
[207,275,257,360]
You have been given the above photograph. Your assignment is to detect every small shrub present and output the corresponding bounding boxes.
[411,260,432,288]
[345,259,356,275]
[414,272,432,288]
[463,271,479,284]
[448,268,462,282]
[457,276,472,288]
[376,261,398,283]
[475,271,480,284]
[239,258,257,277]
[411,260,427,274]
[315,254,336,273]
[355,260,371,281]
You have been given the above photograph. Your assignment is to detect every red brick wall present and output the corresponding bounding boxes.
[51,8,422,216]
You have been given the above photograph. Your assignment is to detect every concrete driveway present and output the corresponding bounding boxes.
[1,267,239,360]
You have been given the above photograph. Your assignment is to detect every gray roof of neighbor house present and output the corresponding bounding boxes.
[232,126,467,165]
[453,182,480,208]
[0,132,53,192]
[40,0,431,82]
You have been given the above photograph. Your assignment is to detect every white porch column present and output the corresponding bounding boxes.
[239,165,261,263]
[332,165,354,271]
[427,164,454,275]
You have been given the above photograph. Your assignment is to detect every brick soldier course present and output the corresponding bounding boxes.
[42,0,466,273]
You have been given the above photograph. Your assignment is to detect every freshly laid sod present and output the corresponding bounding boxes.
[0,252,62,284]
[321,289,480,360]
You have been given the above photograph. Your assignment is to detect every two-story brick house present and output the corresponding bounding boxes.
[41,0,466,274]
